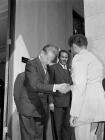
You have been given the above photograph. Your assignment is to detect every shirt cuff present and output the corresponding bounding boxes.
[49,103,54,106]
[53,84,56,92]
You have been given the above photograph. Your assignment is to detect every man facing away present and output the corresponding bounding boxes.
[49,50,75,140]
[68,34,105,140]
[14,44,71,140]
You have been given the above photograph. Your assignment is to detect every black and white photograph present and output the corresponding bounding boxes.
[0,0,105,140]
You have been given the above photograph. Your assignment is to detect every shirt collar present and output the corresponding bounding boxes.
[59,62,67,70]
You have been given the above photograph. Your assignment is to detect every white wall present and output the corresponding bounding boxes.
[84,0,105,78]
[15,0,73,58]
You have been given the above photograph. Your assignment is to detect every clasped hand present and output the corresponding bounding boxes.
[70,116,78,127]
[57,83,71,94]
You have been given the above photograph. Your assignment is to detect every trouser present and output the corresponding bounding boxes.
[19,99,49,140]
[19,114,49,140]
[53,107,75,140]
[75,123,98,140]
[50,111,57,140]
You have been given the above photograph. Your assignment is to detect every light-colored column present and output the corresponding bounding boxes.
[84,0,105,139]
[84,0,105,77]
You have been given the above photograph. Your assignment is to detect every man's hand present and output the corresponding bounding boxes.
[70,116,78,127]
[49,103,54,112]
[57,83,71,94]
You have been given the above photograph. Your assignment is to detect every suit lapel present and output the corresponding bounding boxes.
[57,63,70,82]
[58,62,64,69]
[57,63,66,73]
[35,57,45,80]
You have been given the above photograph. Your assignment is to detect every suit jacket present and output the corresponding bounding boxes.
[70,49,105,124]
[14,57,53,118]
[48,63,72,107]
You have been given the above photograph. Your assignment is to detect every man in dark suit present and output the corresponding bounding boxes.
[14,45,71,140]
[49,50,75,140]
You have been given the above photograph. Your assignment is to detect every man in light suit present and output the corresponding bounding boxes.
[68,34,105,140]
[14,44,71,140]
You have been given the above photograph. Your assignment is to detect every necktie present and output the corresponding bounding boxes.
[44,66,49,84]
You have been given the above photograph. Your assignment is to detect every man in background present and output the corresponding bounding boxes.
[49,50,75,140]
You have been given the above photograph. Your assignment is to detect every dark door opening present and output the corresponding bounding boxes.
[73,10,85,35]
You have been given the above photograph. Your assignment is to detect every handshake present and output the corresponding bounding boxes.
[54,83,72,94]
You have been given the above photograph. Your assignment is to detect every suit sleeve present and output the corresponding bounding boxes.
[24,60,53,93]
[70,55,88,117]
[14,73,25,109]
[14,73,23,101]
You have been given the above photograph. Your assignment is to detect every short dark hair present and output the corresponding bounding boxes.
[58,50,68,58]
[42,44,58,55]
[68,34,88,48]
